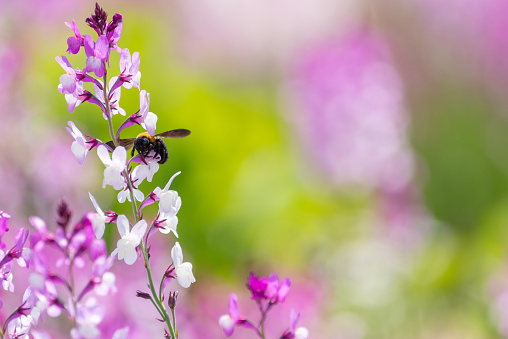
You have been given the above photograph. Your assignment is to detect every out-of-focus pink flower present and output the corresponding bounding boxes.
[286,29,414,192]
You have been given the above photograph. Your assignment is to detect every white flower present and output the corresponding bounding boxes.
[89,192,106,238]
[70,298,104,339]
[113,215,146,265]
[117,184,144,204]
[157,212,178,237]
[153,172,181,216]
[171,242,195,288]
[66,121,89,164]
[132,158,159,184]
[97,145,126,190]
[94,272,116,296]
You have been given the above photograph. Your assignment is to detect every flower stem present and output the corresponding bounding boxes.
[140,241,176,338]
[102,64,175,338]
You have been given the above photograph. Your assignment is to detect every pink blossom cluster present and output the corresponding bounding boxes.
[219,272,308,339]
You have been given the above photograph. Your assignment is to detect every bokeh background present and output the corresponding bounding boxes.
[2,0,508,338]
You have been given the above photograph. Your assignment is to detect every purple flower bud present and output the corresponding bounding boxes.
[56,199,72,231]
[136,290,151,300]
[168,291,178,309]
[86,3,108,35]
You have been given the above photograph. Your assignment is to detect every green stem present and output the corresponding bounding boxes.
[102,64,175,338]
[140,241,176,337]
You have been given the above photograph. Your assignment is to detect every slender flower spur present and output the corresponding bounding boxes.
[57,4,193,338]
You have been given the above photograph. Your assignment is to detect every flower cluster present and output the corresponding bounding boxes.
[219,272,308,339]
[27,200,127,339]
[0,211,35,338]
[56,3,194,338]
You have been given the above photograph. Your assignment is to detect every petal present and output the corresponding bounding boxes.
[92,216,105,239]
[119,48,130,73]
[130,52,140,74]
[59,73,76,94]
[171,242,183,267]
[71,141,87,164]
[29,216,47,234]
[277,277,291,303]
[176,262,195,288]
[163,171,181,191]
[111,146,127,171]
[97,145,112,166]
[142,112,157,136]
[95,35,109,60]
[228,294,239,320]
[123,248,138,265]
[116,215,129,237]
[131,220,147,240]
[219,315,235,337]
[83,35,95,57]
[88,192,104,216]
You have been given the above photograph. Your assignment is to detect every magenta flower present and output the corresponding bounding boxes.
[266,274,291,304]
[0,211,11,250]
[84,34,109,78]
[65,19,83,54]
[247,272,269,300]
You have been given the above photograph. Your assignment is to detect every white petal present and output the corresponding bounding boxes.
[111,146,127,171]
[71,141,87,164]
[91,215,106,239]
[88,192,104,216]
[219,315,235,336]
[123,248,138,265]
[176,262,195,288]
[142,112,158,136]
[131,220,147,239]
[97,145,112,166]
[116,215,129,237]
[171,242,183,267]
[163,171,181,191]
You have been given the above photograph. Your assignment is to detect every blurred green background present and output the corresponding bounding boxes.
[3,0,508,338]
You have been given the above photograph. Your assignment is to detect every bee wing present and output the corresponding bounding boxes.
[156,129,191,139]
[105,138,136,150]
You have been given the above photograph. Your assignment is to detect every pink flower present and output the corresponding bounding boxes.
[84,34,109,78]
[65,19,83,55]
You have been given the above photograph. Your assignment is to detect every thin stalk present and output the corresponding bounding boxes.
[102,65,175,338]
[140,241,176,338]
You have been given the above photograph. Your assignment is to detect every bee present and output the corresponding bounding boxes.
[106,129,191,164]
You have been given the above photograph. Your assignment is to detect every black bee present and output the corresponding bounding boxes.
[106,129,191,164]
